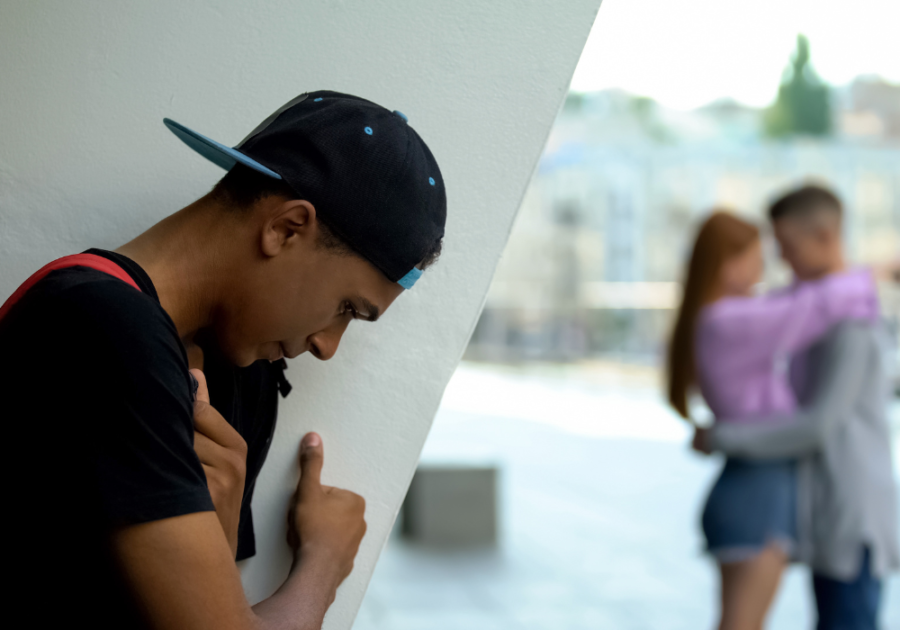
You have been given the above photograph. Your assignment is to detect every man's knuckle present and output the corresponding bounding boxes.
[223,445,245,467]
[228,458,247,480]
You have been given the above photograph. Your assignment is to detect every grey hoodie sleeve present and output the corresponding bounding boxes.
[708,322,872,459]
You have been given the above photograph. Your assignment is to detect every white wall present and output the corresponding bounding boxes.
[0,1,601,627]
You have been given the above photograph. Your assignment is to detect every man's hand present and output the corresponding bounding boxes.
[112,430,366,630]
[692,426,713,455]
[286,433,367,596]
[191,368,247,557]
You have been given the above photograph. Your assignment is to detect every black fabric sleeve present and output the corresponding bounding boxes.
[56,277,214,525]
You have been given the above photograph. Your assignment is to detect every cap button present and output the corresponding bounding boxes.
[393,110,409,122]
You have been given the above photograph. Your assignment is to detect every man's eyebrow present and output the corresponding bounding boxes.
[355,297,380,322]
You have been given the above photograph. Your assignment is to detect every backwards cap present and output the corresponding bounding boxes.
[164,90,446,289]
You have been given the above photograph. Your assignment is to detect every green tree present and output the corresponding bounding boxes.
[764,35,831,137]
[629,96,672,143]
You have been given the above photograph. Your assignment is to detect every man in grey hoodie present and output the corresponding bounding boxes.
[696,185,899,630]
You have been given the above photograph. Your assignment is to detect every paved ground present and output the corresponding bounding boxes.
[354,362,900,630]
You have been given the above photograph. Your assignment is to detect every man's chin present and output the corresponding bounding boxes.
[793,266,831,282]
[219,341,286,367]
[218,345,258,368]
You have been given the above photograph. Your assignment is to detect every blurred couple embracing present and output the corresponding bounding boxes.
[667,184,899,630]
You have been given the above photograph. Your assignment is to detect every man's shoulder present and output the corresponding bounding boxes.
[7,266,181,359]
[817,319,883,352]
[808,319,889,399]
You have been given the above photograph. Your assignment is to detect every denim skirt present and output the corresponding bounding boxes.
[701,457,798,563]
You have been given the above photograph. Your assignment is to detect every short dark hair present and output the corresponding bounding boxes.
[211,162,299,209]
[768,184,842,222]
[210,164,442,269]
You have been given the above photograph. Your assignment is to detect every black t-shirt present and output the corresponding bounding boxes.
[0,249,289,627]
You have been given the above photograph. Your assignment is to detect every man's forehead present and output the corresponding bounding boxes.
[775,213,828,232]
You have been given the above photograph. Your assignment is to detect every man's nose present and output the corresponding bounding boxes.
[308,320,350,361]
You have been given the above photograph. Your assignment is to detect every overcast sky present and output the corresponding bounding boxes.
[571,0,900,110]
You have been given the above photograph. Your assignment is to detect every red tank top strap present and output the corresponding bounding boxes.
[0,253,142,322]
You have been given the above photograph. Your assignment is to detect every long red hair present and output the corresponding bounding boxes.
[667,211,760,419]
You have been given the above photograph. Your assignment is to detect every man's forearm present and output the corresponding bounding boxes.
[709,411,821,459]
[111,435,361,630]
[250,435,365,630]
[251,554,340,630]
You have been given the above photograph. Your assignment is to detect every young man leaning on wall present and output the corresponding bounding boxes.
[0,91,446,629]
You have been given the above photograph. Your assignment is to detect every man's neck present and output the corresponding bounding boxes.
[798,251,846,282]
[115,197,243,344]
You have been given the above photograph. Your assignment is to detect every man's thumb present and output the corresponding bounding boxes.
[190,369,210,404]
[299,432,324,489]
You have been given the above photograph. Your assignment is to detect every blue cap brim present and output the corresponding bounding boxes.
[163,118,282,180]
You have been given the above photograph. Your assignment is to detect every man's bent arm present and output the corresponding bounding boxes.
[112,434,363,630]
[113,512,336,630]
[708,322,871,459]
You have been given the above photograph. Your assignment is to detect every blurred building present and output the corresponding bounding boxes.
[467,88,900,363]
[835,76,900,142]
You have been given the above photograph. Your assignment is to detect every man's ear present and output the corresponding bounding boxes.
[260,199,317,258]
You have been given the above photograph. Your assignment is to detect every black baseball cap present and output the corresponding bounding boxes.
[163,90,446,289]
